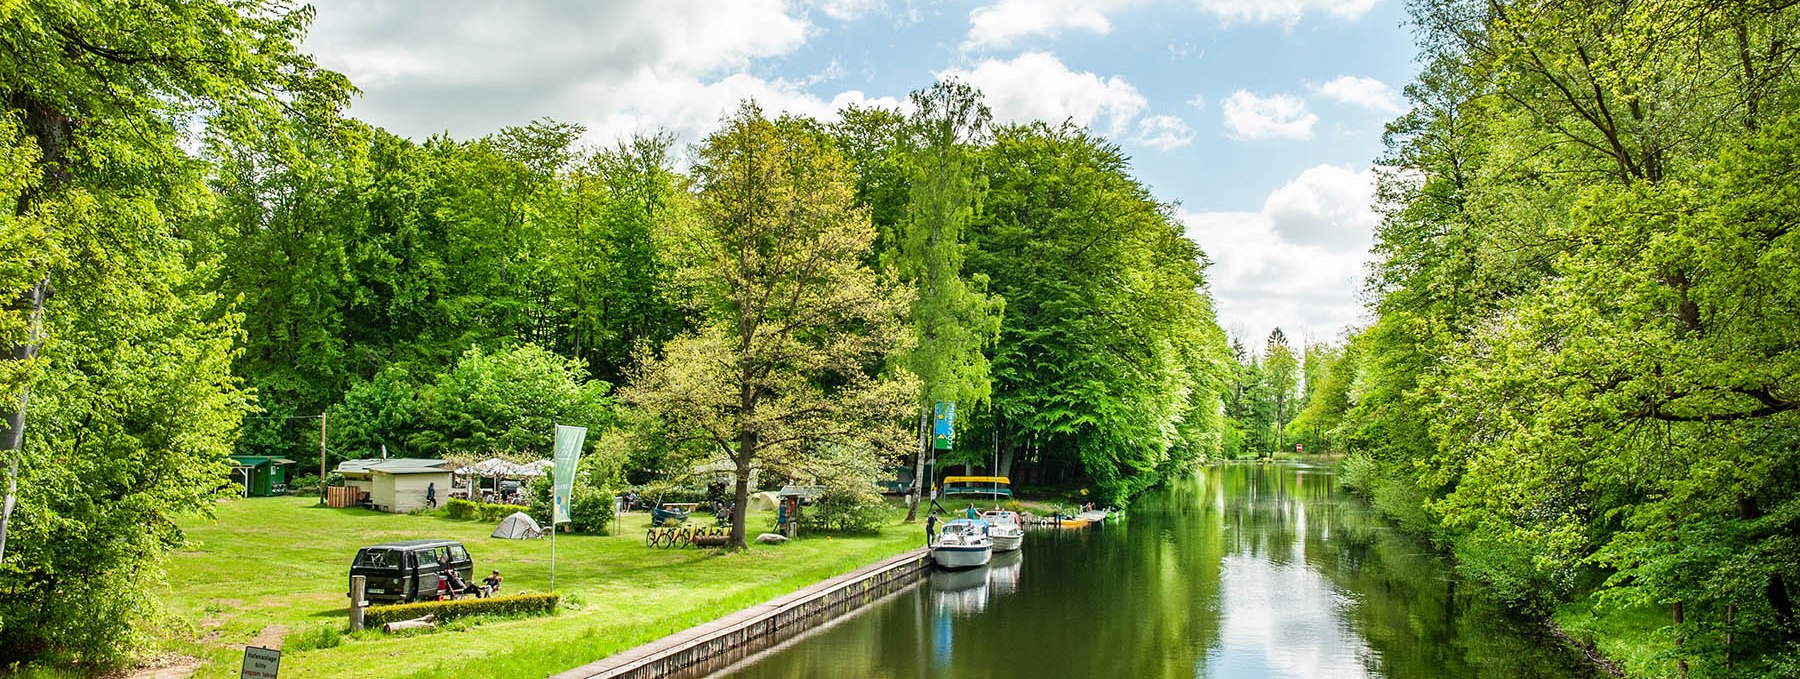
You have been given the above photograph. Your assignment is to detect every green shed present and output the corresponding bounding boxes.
[228,455,296,497]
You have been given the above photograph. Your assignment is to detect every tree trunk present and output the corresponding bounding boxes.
[996,415,1014,478]
[1674,600,1688,679]
[904,405,929,522]
[0,95,69,566]
[730,431,754,550]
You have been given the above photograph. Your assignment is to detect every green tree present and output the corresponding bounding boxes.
[1263,328,1299,453]
[0,0,348,666]
[409,344,613,458]
[624,102,918,549]
[891,79,1004,521]
[969,122,1225,502]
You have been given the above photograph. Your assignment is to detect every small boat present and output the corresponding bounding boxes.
[979,510,1025,552]
[1051,516,1090,529]
[1075,509,1109,524]
[941,475,1011,498]
[931,518,993,569]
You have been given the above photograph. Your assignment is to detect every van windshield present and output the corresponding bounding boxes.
[355,549,402,569]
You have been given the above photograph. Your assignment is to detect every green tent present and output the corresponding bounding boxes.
[228,455,296,497]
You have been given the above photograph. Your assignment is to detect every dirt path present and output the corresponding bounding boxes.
[118,657,199,679]
[245,623,289,651]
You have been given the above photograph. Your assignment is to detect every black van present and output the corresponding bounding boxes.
[348,539,475,604]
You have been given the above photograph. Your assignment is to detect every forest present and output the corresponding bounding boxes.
[1276,1,1800,676]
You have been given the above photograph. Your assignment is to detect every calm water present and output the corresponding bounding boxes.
[706,463,1595,679]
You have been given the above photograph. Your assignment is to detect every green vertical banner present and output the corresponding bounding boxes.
[551,424,587,525]
[933,401,955,450]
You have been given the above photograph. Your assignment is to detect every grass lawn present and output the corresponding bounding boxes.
[1552,592,1673,679]
[158,496,921,678]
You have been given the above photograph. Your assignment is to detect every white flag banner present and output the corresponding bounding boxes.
[551,424,587,525]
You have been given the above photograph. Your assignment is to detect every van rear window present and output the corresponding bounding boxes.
[356,549,401,569]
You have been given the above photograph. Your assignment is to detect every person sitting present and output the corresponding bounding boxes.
[443,570,480,599]
[482,570,503,596]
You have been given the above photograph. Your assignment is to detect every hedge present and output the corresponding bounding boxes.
[364,592,560,627]
[443,498,528,522]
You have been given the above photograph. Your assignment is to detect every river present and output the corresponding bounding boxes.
[703,462,1595,678]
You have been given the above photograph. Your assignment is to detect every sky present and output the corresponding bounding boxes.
[301,0,1421,350]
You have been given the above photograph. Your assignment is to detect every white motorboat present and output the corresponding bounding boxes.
[979,510,1025,553]
[931,518,993,569]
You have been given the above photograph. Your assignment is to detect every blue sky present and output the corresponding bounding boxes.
[303,0,1420,348]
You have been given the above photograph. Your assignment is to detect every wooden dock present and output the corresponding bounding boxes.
[550,546,932,679]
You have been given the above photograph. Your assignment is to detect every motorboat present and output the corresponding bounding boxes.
[979,510,1025,552]
[931,518,993,569]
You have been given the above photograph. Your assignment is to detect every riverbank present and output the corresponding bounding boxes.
[137,496,919,678]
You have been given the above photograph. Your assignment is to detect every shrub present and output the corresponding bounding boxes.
[288,474,321,494]
[479,503,525,522]
[800,482,890,534]
[363,592,560,627]
[568,490,614,533]
[1001,500,1024,513]
[529,485,611,533]
[444,498,481,521]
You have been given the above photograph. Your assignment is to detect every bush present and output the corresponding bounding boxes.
[288,474,321,494]
[528,484,611,533]
[363,592,560,627]
[800,482,890,534]
[445,498,527,523]
[568,489,614,533]
[444,498,481,521]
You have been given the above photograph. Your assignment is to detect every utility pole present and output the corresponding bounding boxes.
[318,413,327,503]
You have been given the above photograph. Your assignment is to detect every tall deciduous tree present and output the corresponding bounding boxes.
[625,103,917,549]
[0,0,348,666]
[893,80,1004,521]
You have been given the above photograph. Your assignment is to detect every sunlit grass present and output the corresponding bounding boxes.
[159,496,919,678]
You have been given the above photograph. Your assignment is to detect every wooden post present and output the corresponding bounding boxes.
[349,575,367,632]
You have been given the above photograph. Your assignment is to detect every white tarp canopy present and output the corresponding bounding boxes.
[456,458,552,478]
[491,512,544,539]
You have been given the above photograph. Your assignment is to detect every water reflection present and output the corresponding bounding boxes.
[709,463,1594,679]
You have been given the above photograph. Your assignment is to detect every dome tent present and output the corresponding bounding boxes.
[492,511,544,539]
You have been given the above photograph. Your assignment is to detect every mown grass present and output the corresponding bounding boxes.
[157,496,921,678]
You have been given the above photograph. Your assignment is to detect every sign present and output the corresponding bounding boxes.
[551,424,588,525]
[1296,443,1304,453]
[241,646,281,679]
[932,401,956,450]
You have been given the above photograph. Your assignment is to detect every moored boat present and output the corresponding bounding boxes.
[931,518,993,569]
[979,510,1025,552]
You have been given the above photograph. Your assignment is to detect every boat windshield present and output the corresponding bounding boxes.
[981,512,1018,527]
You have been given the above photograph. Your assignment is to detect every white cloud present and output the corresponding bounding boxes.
[1181,164,1377,344]
[1193,0,1379,24]
[1189,93,1207,111]
[1134,114,1194,150]
[940,52,1148,137]
[809,0,885,21]
[964,0,1138,50]
[1314,75,1403,113]
[304,0,894,148]
[1221,90,1317,140]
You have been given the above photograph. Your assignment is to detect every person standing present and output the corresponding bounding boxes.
[926,512,940,545]
[426,482,438,509]
[965,503,978,520]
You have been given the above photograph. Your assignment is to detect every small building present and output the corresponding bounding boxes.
[227,455,295,497]
[335,458,454,513]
